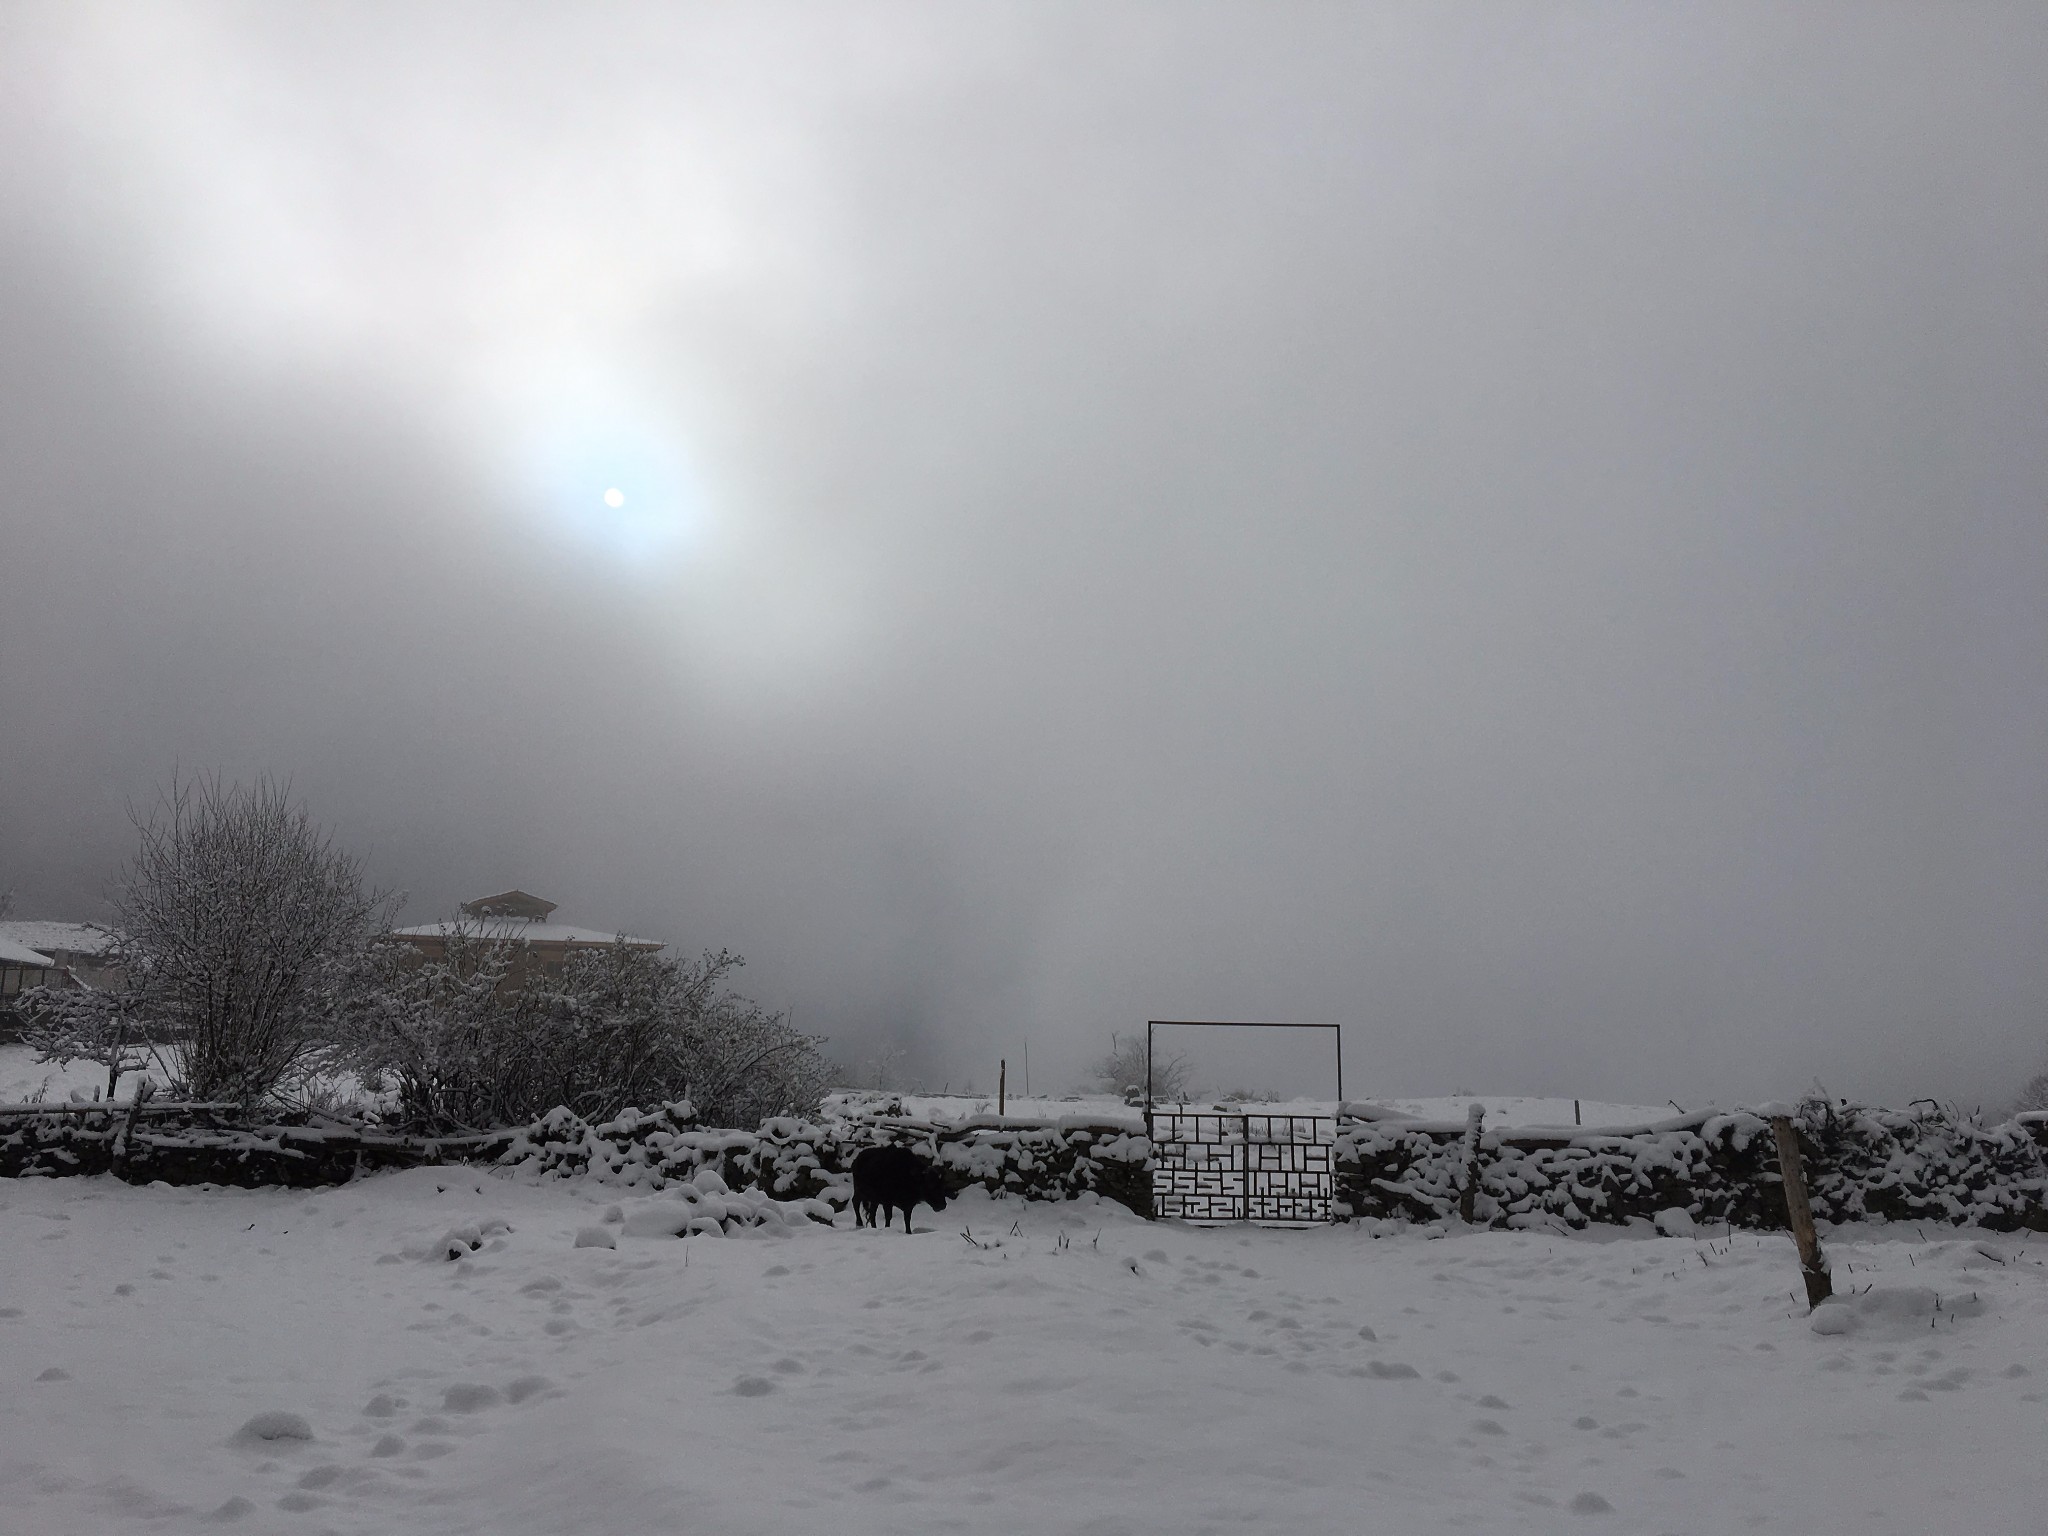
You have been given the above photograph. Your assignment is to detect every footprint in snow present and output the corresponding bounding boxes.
[230,1412,315,1448]
[1569,1491,1614,1514]
[1354,1360,1420,1379]
[442,1384,500,1412]
[36,1367,69,1382]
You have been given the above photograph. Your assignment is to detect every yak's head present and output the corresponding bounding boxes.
[922,1166,951,1214]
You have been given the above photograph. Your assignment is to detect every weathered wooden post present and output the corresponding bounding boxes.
[1769,1111,1832,1308]
[999,1059,1007,1117]
[1458,1103,1485,1224]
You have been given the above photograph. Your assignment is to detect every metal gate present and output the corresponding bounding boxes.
[1149,1111,1335,1224]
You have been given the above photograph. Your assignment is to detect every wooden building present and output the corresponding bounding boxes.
[386,891,663,983]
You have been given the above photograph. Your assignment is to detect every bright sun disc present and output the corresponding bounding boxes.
[603,487,625,508]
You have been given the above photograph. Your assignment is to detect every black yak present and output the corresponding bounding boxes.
[849,1145,950,1233]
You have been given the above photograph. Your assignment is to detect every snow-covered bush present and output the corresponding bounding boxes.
[1092,1032,1192,1101]
[330,934,834,1133]
[16,985,153,1103]
[39,776,392,1107]
[2012,1069,2048,1117]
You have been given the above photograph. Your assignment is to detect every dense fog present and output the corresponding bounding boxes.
[3,4,2044,1106]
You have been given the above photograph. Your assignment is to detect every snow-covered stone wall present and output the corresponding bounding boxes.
[489,1100,1153,1218]
[0,1101,508,1186]
[1337,1099,2048,1233]
[5,1094,2043,1235]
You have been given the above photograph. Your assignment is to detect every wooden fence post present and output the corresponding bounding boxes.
[1770,1113,1832,1308]
[1458,1103,1485,1224]
[999,1059,1006,1117]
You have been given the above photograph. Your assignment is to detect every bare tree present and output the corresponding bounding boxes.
[20,985,153,1102]
[2014,1068,2048,1117]
[864,1045,907,1092]
[110,775,391,1105]
[1092,1031,1192,1102]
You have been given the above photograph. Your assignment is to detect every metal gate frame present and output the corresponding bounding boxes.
[1143,1019,1344,1111]
[1149,1110,1336,1224]
[1140,1019,1343,1225]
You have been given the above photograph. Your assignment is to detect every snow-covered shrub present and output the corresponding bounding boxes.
[1092,1032,1192,1101]
[86,775,392,1107]
[2012,1069,2048,1117]
[16,984,154,1104]
[329,935,834,1133]
[619,1167,828,1236]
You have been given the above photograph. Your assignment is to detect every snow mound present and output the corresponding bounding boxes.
[438,1218,513,1259]
[618,1168,832,1238]
[1808,1285,1987,1338]
[230,1410,314,1445]
[572,1225,616,1249]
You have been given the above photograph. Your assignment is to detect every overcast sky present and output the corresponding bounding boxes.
[3,3,2044,1107]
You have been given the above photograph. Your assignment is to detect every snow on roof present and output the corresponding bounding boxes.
[459,890,558,921]
[0,936,57,967]
[0,922,117,959]
[389,919,663,950]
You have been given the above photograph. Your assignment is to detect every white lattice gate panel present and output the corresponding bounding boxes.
[1151,1111,1334,1224]
[1244,1114,1335,1223]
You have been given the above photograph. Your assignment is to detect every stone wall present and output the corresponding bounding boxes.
[0,1102,509,1187]
[1336,1100,2048,1233]
[492,1100,1152,1218]
[6,1093,2044,1236]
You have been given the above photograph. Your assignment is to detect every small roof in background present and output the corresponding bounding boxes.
[391,919,662,951]
[460,890,558,921]
[0,921,117,959]
[0,936,57,967]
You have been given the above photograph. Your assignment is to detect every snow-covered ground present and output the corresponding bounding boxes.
[0,1051,1679,1130]
[3,1170,2043,1534]
[0,1046,170,1105]
[0,1048,368,1115]
[871,1090,1679,1129]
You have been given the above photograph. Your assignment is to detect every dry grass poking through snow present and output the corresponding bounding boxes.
[1,1171,2044,1534]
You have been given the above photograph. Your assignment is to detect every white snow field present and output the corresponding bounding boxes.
[0,1047,170,1106]
[873,1091,1678,1130]
[3,1170,2045,1535]
[0,1050,1678,1130]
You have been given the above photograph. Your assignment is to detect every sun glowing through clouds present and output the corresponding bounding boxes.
[483,361,711,574]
